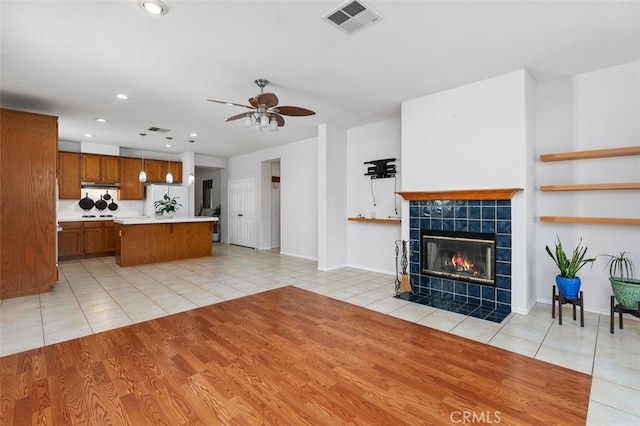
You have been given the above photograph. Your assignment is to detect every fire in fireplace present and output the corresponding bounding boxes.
[421,230,496,285]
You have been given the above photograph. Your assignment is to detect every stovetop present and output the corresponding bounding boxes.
[82,215,96,218]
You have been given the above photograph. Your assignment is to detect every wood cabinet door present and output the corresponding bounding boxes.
[167,161,183,183]
[144,159,165,182]
[101,156,119,182]
[83,223,103,255]
[81,154,102,182]
[119,157,144,200]
[58,152,81,199]
[58,222,83,259]
[1,108,58,299]
[103,221,115,253]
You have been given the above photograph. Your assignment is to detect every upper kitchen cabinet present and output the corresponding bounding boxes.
[81,153,119,183]
[1,108,58,300]
[143,159,165,183]
[119,157,144,200]
[58,151,81,199]
[142,158,182,183]
[166,161,183,184]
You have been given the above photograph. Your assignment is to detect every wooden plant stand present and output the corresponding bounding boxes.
[552,285,584,327]
[609,295,640,334]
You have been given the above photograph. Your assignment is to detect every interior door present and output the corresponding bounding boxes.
[228,176,256,248]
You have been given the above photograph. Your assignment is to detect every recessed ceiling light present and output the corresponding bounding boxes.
[138,0,169,16]
[165,144,172,148]
[189,133,198,137]
[114,93,129,100]
[84,134,94,138]
[95,118,107,123]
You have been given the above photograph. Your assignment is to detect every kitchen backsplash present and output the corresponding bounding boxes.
[57,188,143,219]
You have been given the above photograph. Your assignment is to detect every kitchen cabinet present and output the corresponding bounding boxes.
[143,158,183,183]
[1,108,58,300]
[166,161,183,184]
[81,153,119,183]
[144,159,165,182]
[58,151,81,199]
[119,157,144,200]
[59,220,115,260]
[58,222,83,259]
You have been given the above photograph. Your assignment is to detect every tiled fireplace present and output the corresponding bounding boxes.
[399,189,521,323]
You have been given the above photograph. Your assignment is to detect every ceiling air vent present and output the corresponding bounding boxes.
[148,127,170,133]
[323,0,381,35]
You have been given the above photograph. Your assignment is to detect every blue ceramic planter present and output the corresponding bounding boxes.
[556,276,581,300]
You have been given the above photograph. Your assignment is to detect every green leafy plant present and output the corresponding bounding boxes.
[604,251,635,282]
[213,204,221,217]
[154,193,182,214]
[545,236,596,278]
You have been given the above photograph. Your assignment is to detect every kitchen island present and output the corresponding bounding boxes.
[114,217,218,267]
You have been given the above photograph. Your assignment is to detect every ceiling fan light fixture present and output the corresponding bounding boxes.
[269,116,278,131]
[260,114,269,128]
[243,114,253,128]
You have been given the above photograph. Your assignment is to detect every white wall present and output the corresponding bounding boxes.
[535,60,640,314]
[318,124,348,270]
[346,118,402,275]
[227,137,318,260]
[401,70,532,313]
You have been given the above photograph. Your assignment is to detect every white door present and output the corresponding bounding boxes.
[228,176,256,248]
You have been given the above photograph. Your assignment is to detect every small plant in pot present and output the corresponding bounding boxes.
[604,251,640,309]
[154,193,182,217]
[545,236,596,300]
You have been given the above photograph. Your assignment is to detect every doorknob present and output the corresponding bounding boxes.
[238,213,243,217]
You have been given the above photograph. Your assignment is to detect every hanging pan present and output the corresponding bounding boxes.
[103,190,112,201]
[108,199,118,211]
[95,195,108,211]
[79,192,95,211]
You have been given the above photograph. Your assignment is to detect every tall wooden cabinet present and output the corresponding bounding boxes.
[1,108,58,299]
[119,157,145,200]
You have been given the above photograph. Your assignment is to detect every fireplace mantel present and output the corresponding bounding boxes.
[397,188,522,201]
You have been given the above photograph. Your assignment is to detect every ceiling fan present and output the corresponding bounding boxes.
[207,79,315,131]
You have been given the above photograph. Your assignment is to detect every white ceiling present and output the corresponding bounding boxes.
[2,0,639,158]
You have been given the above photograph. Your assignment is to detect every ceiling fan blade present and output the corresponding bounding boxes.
[257,93,279,108]
[225,112,250,122]
[272,113,285,127]
[207,99,254,109]
[248,97,258,107]
[276,106,316,116]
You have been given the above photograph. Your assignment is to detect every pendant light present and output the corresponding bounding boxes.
[138,133,147,182]
[165,137,173,184]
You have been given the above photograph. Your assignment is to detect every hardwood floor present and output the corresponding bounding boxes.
[1,286,590,425]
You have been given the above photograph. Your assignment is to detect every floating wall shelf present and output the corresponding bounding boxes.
[540,183,640,192]
[347,217,401,224]
[540,216,640,226]
[540,146,640,162]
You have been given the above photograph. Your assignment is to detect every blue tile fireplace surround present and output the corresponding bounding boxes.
[406,199,513,323]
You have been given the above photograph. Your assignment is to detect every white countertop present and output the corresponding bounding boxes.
[114,216,218,225]
[58,216,118,222]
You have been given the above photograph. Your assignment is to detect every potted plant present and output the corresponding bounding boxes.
[605,251,640,309]
[212,204,221,242]
[154,193,182,217]
[545,236,596,300]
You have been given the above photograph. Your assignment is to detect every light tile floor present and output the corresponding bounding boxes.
[1,244,639,425]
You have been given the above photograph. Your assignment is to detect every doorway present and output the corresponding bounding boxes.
[228,176,257,248]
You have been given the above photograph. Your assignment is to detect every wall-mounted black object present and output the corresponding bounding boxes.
[364,158,396,179]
